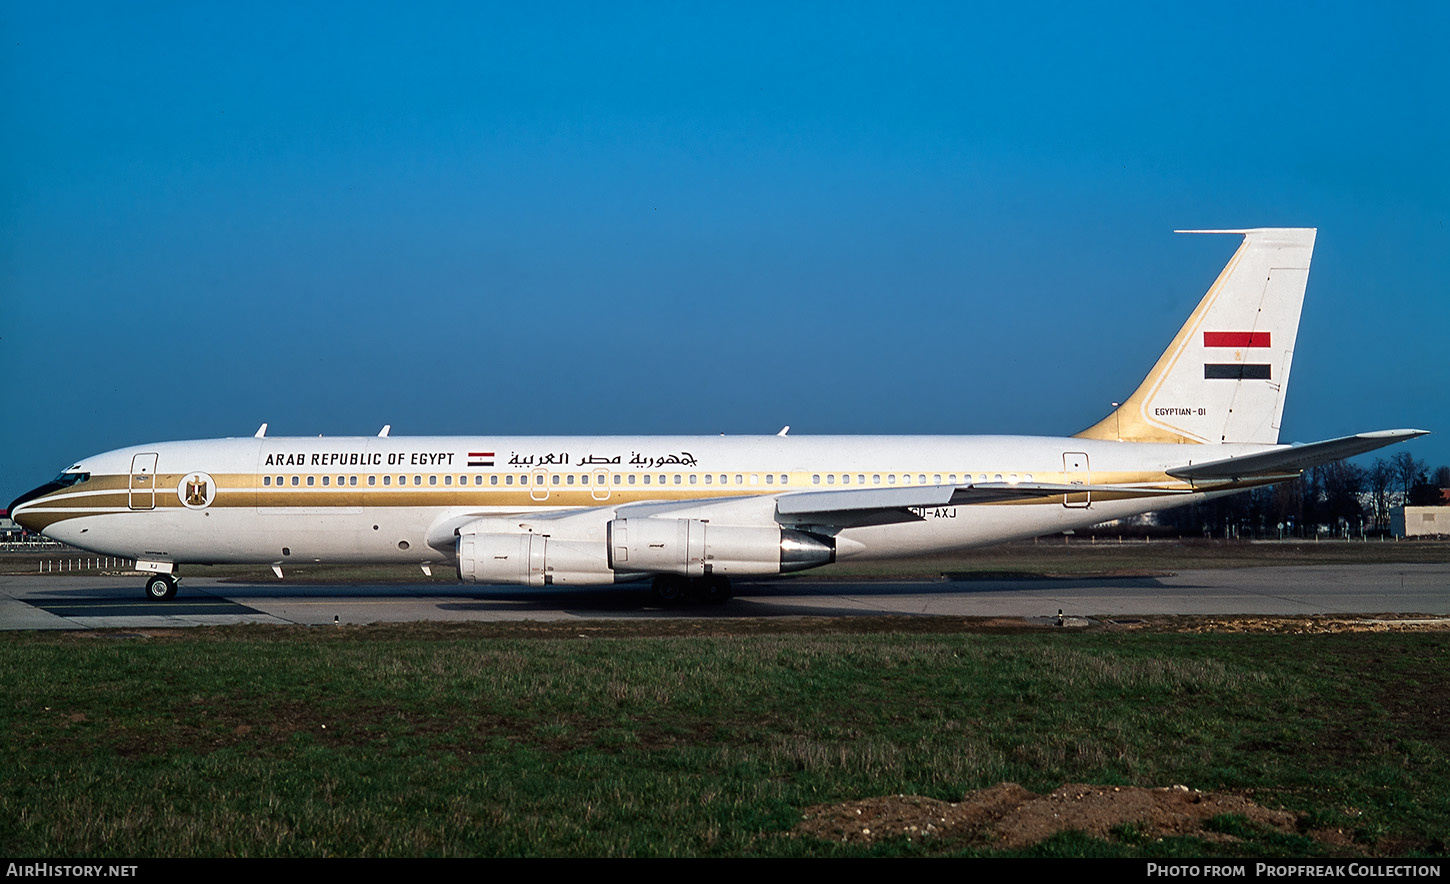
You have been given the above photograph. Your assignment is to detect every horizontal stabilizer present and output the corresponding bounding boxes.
[1167,429,1429,481]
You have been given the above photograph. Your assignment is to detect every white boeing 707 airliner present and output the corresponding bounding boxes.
[10,228,1427,603]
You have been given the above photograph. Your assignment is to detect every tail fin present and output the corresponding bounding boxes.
[1075,227,1317,445]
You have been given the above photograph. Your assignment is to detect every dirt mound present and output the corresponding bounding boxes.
[796,782,1300,849]
[1180,616,1450,634]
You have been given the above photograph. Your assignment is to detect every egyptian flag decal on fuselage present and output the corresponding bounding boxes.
[1203,331,1271,380]
[468,451,494,467]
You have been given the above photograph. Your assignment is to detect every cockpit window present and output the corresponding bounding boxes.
[52,472,90,487]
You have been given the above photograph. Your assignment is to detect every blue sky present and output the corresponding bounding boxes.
[3,1,1446,502]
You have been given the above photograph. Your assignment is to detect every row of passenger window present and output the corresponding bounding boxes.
[259,473,791,487]
[262,474,482,487]
[813,472,1034,485]
[260,471,1035,488]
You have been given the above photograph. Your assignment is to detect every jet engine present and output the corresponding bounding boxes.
[454,516,835,586]
[456,531,615,586]
[607,518,833,576]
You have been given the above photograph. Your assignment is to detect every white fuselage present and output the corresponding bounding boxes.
[16,433,1254,575]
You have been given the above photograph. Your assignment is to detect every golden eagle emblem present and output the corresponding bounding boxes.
[185,477,209,506]
[178,472,216,509]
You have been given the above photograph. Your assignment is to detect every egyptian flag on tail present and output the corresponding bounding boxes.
[1203,332,1272,380]
[468,451,495,467]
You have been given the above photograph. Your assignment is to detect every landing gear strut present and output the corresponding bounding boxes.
[144,573,178,601]
[653,575,688,605]
[699,575,733,604]
[651,575,732,606]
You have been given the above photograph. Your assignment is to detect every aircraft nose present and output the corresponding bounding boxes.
[8,483,60,533]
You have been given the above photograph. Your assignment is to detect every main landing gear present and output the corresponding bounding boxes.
[651,574,733,606]
[144,573,178,601]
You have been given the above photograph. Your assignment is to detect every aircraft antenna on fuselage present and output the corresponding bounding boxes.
[379,425,391,437]
[254,423,267,438]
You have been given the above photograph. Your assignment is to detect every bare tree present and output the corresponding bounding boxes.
[1391,451,1426,504]
[1367,458,1394,530]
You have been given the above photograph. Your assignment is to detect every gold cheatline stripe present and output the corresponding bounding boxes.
[23,468,1197,524]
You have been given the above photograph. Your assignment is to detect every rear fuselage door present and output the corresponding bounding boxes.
[1063,451,1090,508]
[129,453,158,510]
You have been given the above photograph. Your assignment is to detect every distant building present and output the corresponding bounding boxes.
[1390,506,1450,538]
[0,509,20,540]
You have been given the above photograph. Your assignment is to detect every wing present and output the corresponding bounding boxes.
[773,481,1192,527]
[1167,429,1429,482]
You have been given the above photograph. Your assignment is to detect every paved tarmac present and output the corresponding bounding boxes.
[2,563,1448,629]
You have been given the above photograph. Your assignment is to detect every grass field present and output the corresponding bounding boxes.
[2,619,1446,857]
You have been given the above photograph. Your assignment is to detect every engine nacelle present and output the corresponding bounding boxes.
[607,518,833,576]
[456,531,615,586]
[456,516,836,586]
